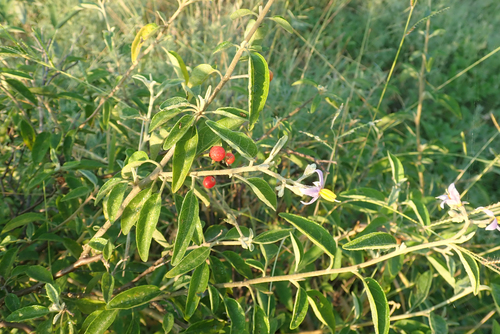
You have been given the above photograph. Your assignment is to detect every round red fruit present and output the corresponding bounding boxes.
[203,176,216,189]
[269,70,274,82]
[225,152,235,165]
[209,146,226,162]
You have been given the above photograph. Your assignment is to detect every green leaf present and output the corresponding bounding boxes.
[188,64,216,88]
[213,41,234,54]
[166,50,190,84]
[26,265,53,284]
[159,96,190,110]
[107,182,128,223]
[32,132,50,164]
[253,229,292,244]
[387,152,405,184]
[162,114,195,150]
[342,232,397,251]
[363,277,390,334]
[290,232,304,272]
[238,177,277,210]
[222,250,253,279]
[136,193,162,262]
[427,256,455,288]
[6,79,37,105]
[280,213,336,258]
[163,313,175,333]
[2,213,45,233]
[246,259,265,272]
[269,16,293,33]
[0,248,19,277]
[107,285,161,309]
[409,271,433,310]
[206,120,258,161]
[95,178,123,205]
[5,305,49,322]
[185,262,210,319]
[306,290,336,331]
[171,190,199,265]
[101,273,114,303]
[184,319,225,334]
[429,312,448,334]
[79,170,98,189]
[492,283,500,315]
[131,23,159,62]
[230,8,257,20]
[166,247,210,278]
[84,309,118,334]
[248,52,269,130]
[196,117,247,154]
[290,287,308,330]
[436,93,461,119]
[62,186,90,202]
[5,293,20,312]
[121,188,152,235]
[102,101,111,130]
[149,108,184,133]
[172,126,198,193]
[253,305,270,334]
[455,248,480,295]
[0,67,33,80]
[224,297,249,334]
[19,119,35,150]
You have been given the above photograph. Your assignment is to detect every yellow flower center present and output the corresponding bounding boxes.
[319,188,337,202]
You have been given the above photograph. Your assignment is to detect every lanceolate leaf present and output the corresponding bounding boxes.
[166,247,210,278]
[221,250,253,279]
[107,182,128,223]
[279,213,336,258]
[253,229,292,244]
[5,305,49,322]
[25,265,53,284]
[84,309,118,334]
[6,78,38,105]
[107,286,161,310]
[166,50,190,84]
[196,117,247,154]
[254,305,270,334]
[2,213,45,233]
[188,64,216,88]
[136,193,162,262]
[224,297,249,334]
[363,277,390,334]
[149,108,184,133]
[455,248,480,295]
[248,52,269,130]
[171,190,199,265]
[269,16,294,33]
[32,132,50,164]
[0,248,19,277]
[131,23,158,62]
[95,178,123,205]
[172,126,198,193]
[290,287,308,330]
[19,119,35,150]
[205,120,258,161]
[238,177,277,210]
[163,114,195,150]
[185,262,210,319]
[343,232,397,251]
[121,188,152,235]
[306,290,336,331]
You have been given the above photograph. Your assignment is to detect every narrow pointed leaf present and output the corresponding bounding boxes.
[254,305,270,334]
[188,64,216,88]
[107,182,128,223]
[387,151,405,184]
[172,126,198,193]
[163,313,174,333]
[32,132,50,164]
[62,186,90,202]
[280,213,336,258]
[6,79,38,105]
[101,273,114,304]
[455,248,480,295]
[269,16,293,33]
[5,305,49,322]
[196,116,247,154]
[107,285,161,309]
[290,232,303,272]
[206,120,257,161]
[253,229,292,244]
[2,213,45,233]
[162,114,195,150]
[343,232,397,251]
[238,177,277,210]
[136,193,162,262]
[149,108,184,133]
[429,312,448,334]
[121,188,152,235]
[306,290,336,331]
[131,23,158,62]
[222,250,253,279]
[185,262,210,319]
[166,247,210,278]
[224,297,249,334]
[290,287,308,330]
[363,277,390,334]
[84,309,118,334]
[230,8,256,20]
[95,178,123,205]
[19,119,35,150]
[26,265,53,284]
[248,52,269,130]
[171,190,199,265]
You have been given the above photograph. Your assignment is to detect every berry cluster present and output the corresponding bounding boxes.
[203,146,235,189]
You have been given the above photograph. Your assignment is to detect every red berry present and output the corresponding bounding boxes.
[269,70,274,82]
[203,176,216,189]
[225,152,235,165]
[209,146,226,162]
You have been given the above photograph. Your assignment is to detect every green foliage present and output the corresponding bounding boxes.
[0,0,499,333]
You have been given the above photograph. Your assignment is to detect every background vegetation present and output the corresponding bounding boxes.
[1,0,500,333]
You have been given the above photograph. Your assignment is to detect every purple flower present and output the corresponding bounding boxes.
[300,170,339,205]
[436,183,463,209]
[478,207,500,232]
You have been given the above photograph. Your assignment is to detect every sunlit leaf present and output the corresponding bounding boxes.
[136,193,162,262]
[224,297,249,334]
[131,23,159,62]
[185,262,210,319]
[172,126,198,193]
[248,52,269,130]
[363,277,390,334]
[343,232,397,251]
[171,190,199,265]
[166,247,210,278]
[290,287,308,330]
[206,120,258,161]
[107,286,161,309]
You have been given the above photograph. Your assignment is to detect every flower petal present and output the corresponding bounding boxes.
[448,183,461,202]
[301,186,320,198]
[486,218,499,231]
[301,196,319,206]
[315,169,325,187]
